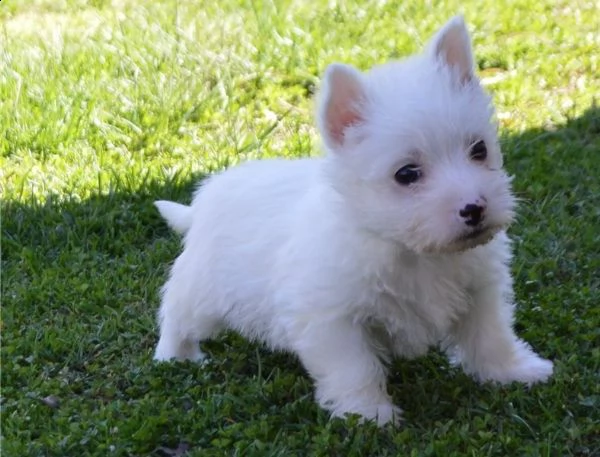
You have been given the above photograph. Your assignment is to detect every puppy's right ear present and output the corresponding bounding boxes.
[318,63,366,151]
[428,15,474,84]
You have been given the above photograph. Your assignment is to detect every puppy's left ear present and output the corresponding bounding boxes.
[428,15,474,84]
[318,63,367,151]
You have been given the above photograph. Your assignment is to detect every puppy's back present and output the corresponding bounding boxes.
[175,158,320,340]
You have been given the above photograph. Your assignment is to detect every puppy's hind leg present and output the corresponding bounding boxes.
[154,317,218,363]
[154,265,222,362]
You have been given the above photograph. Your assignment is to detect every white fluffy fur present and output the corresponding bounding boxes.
[153,16,553,425]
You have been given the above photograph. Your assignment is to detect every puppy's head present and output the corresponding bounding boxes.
[318,16,515,254]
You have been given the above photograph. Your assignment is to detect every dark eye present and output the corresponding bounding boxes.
[470,140,487,161]
[394,164,422,185]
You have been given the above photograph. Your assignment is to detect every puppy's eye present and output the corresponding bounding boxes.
[470,140,487,161]
[394,164,422,185]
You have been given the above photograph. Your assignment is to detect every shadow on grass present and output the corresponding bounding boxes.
[2,105,599,455]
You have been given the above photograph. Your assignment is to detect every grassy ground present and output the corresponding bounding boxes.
[2,0,599,455]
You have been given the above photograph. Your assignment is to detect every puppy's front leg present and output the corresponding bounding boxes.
[291,317,400,425]
[450,277,553,385]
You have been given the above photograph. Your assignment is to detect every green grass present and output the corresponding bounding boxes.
[1,0,599,455]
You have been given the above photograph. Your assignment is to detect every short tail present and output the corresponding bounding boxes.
[154,200,193,235]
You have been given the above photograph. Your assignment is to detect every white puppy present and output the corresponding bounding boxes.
[153,16,553,425]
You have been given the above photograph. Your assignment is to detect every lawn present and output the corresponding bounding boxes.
[1,0,598,455]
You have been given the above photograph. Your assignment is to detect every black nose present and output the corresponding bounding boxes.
[459,203,485,226]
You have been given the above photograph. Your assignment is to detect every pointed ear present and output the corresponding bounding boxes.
[428,15,474,84]
[318,63,366,150]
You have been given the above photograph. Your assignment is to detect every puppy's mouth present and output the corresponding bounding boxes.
[420,225,502,254]
[461,226,488,241]
[455,225,498,249]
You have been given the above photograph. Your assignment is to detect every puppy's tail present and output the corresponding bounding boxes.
[154,200,193,235]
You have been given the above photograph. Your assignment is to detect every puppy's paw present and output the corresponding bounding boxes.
[499,354,553,385]
[154,351,206,363]
[478,350,553,386]
[154,339,206,363]
[330,399,402,426]
[370,403,403,426]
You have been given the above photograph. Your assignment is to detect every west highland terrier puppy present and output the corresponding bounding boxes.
[153,16,553,425]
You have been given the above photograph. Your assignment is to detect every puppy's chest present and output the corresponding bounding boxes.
[362,258,473,355]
